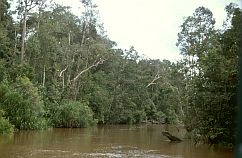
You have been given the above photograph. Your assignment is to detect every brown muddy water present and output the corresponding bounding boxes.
[0,125,233,158]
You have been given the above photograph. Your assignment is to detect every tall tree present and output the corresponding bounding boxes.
[17,0,40,63]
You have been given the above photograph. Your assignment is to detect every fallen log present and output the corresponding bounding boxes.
[162,131,182,142]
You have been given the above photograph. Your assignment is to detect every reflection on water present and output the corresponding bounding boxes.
[0,125,233,158]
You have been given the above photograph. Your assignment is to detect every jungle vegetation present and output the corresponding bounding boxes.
[0,0,241,146]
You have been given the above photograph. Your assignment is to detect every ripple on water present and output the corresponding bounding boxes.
[73,152,182,158]
[25,149,71,158]
[72,146,182,158]
[10,148,182,158]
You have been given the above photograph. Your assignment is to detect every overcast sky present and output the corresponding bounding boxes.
[54,0,241,61]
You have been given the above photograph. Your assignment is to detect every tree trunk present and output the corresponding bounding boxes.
[21,1,28,64]
[59,66,68,90]
[14,25,17,55]
[42,64,46,87]
[68,31,71,45]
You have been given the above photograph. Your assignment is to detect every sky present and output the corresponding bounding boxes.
[54,0,241,61]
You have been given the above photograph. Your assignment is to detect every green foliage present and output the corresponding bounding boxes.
[0,109,14,134]
[0,0,239,147]
[177,3,241,145]
[0,78,48,130]
[0,0,14,60]
[0,59,7,82]
[50,101,96,128]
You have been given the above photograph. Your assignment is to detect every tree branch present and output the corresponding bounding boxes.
[26,0,39,12]
[146,72,162,88]
[59,65,68,77]
[72,58,105,82]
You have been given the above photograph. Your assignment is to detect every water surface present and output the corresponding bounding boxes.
[0,125,233,158]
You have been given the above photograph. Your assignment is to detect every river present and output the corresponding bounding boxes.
[0,125,233,158]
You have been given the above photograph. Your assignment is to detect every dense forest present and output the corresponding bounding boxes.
[0,0,241,146]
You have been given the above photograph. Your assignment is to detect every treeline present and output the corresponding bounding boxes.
[0,0,241,146]
[0,0,184,131]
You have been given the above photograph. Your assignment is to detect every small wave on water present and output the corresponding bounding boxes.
[24,149,71,157]
[13,146,182,158]
[72,145,182,158]
[73,152,181,158]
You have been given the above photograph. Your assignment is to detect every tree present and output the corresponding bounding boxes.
[0,0,14,60]
[177,4,241,145]
[17,0,42,63]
